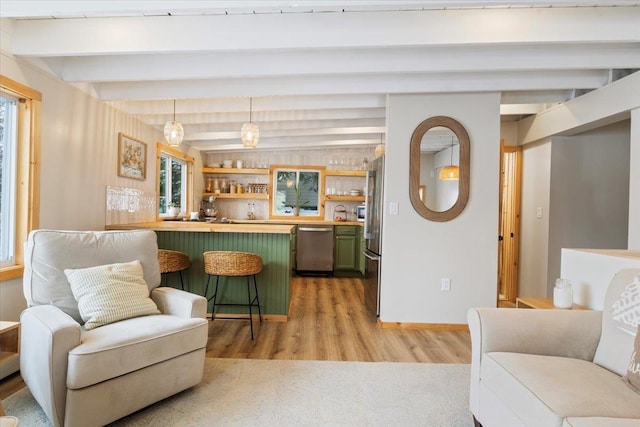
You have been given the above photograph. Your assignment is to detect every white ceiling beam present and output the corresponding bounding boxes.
[187,126,386,142]
[96,69,610,100]
[3,1,640,19]
[155,118,386,132]
[115,95,387,114]
[189,137,381,153]
[8,8,640,56]
[57,43,640,82]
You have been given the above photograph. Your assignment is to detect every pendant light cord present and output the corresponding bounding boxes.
[249,97,253,123]
[173,99,176,121]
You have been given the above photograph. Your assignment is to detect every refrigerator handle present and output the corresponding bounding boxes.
[364,170,371,239]
[363,250,380,261]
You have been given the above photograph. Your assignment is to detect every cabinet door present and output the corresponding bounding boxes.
[358,228,366,275]
[334,235,357,270]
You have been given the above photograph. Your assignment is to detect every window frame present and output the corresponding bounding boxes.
[0,75,41,281]
[155,142,194,219]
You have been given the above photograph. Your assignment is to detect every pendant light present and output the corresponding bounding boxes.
[164,99,184,147]
[241,97,259,148]
[439,136,459,181]
[374,133,385,158]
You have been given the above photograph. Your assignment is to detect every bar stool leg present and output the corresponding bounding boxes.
[178,271,185,290]
[253,274,262,322]
[212,276,221,319]
[246,276,254,340]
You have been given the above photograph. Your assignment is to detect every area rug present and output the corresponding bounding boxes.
[2,358,473,426]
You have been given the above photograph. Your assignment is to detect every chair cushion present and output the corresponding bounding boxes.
[67,314,208,389]
[481,352,640,426]
[65,260,160,330]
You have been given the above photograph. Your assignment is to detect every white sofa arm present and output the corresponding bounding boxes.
[467,308,603,360]
[467,307,603,418]
[20,305,81,427]
[151,287,207,319]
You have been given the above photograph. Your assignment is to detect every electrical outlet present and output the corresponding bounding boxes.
[389,202,399,215]
[441,278,451,291]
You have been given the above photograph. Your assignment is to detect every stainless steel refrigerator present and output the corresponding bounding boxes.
[363,155,384,316]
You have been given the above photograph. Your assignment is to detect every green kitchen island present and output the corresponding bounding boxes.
[106,221,295,320]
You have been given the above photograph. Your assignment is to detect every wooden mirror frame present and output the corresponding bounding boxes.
[409,116,470,222]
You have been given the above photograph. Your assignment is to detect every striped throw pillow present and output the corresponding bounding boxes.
[64,260,160,330]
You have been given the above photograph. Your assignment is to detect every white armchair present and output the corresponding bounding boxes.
[21,229,209,427]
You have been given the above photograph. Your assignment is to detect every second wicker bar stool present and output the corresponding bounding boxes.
[203,251,263,339]
[158,249,191,290]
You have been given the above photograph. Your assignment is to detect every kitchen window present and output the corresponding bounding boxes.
[156,143,194,217]
[0,75,41,281]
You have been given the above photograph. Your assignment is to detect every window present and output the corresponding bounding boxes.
[0,75,41,281]
[156,143,194,217]
[1,94,18,267]
[270,166,324,218]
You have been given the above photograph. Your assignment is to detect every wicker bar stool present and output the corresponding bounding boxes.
[203,251,263,339]
[158,249,191,290]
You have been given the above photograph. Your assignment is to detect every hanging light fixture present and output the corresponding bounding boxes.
[374,133,385,158]
[439,136,459,181]
[241,97,259,148]
[164,99,184,147]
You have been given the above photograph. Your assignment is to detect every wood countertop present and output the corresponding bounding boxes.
[106,221,295,234]
[106,219,363,233]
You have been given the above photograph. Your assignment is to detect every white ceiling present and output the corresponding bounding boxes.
[1,1,639,153]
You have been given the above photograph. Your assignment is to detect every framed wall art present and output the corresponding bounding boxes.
[117,133,147,180]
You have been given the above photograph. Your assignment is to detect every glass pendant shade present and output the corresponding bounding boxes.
[164,121,184,147]
[164,99,183,147]
[241,97,259,148]
[374,143,385,158]
[439,165,460,181]
[241,122,259,148]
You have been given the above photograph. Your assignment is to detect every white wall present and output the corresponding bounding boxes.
[560,249,640,310]
[0,51,161,321]
[382,92,500,324]
[630,107,640,250]
[547,121,630,294]
[519,139,552,298]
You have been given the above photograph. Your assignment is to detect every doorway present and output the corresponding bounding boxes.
[497,141,522,305]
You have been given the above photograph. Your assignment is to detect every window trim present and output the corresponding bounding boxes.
[155,142,194,220]
[0,75,41,281]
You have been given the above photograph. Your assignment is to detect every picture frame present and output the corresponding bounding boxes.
[117,133,147,180]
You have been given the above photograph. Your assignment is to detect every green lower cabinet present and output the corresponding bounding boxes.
[358,227,366,275]
[334,225,359,271]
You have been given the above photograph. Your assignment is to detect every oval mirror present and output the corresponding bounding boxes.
[409,116,470,222]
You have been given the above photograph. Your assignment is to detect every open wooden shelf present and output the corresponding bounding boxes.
[324,195,365,202]
[203,192,269,200]
[325,170,366,177]
[203,167,269,175]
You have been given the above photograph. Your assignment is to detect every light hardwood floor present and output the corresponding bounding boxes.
[0,275,471,400]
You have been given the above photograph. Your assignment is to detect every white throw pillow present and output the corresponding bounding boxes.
[64,260,160,330]
[611,274,640,328]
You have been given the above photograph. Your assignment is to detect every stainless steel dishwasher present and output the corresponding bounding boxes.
[296,225,334,274]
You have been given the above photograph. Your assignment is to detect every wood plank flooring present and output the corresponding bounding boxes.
[0,275,471,400]
[206,275,471,363]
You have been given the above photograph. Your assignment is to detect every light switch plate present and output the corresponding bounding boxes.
[389,202,399,215]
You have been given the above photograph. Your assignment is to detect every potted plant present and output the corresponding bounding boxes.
[167,202,180,217]
[287,184,309,216]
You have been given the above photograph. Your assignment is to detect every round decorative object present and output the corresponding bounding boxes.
[374,143,385,158]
